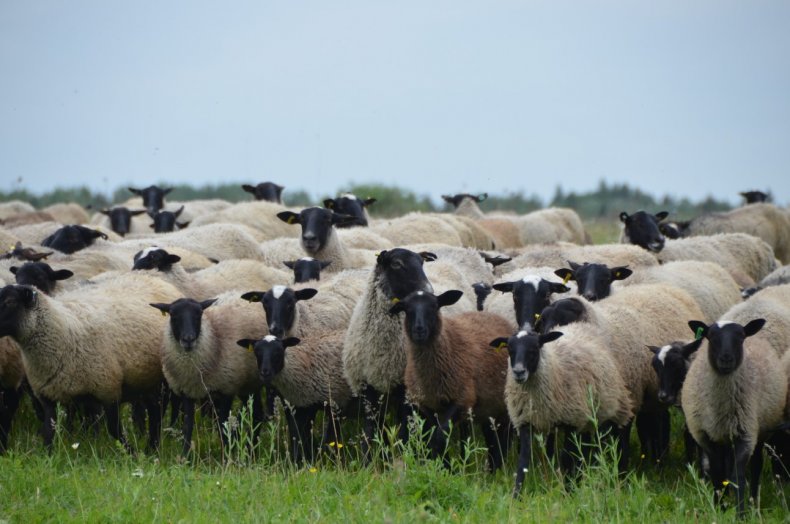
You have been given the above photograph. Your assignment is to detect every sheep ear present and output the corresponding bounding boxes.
[476,193,488,202]
[646,345,661,355]
[320,260,331,269]
[376,250,389,264]
[539,331,563,345]
[492,281,514,293]
[323,198,335,209]
[295,288,318,301]
[173,205,185,218]
[9,266,18,275]
[480,253,511,267]
[99,208,111,216]
[163,187,173,195]
[362,198,376,207]
[277,211,300,225]
[236,339,256,351]
[52,269,74,281]
[437,290,463,308]
[331,212,356,226]
[130,209,147,217]
[419,251,437,262]
[240,291,264,303]
[200,298,217,310]
[165,254,181,265]
[242,184,255,193]
[283,337,300,348]
[619,212,629,223]
[554,268,574,282]
[389,302,405,316]
[283,261,296,270]
[177,221,190,229]
[567,261,581,271]
[489,337,508,350]
[128,187,141,195]
[682,338,704,358]
[441,195,453,203]
[655,211,669,222]
[688,320,708,340]
[149,224,156,229]
[611,267,632,281]
[549,282,571,294]
[743,318,766,337]
[149,303,171,316]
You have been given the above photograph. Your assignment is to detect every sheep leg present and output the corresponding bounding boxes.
[104,402,131,453]
[702,440,727,509]
[560,430,581,484]
[168,390,182,427]
[263,385,280,420]
[481,419,504,473]
[0,387,21,453]
[728,438,752,515]
[392,383,413,444]
[514,424,533,497]
[683,425,698,467]
[213,394,234,450]
[360,385,385,464]
[131,401,147,436]
[181,397,195,456]
[617,420,633,473]
[144,396,162,452]
[287,406,318,464]
[749,440,764,503]
[40,396,57,451]
[321,406,342,451]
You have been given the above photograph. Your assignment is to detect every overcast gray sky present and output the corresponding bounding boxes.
[2,1,789,206]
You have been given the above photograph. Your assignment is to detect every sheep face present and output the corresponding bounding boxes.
[375,248,435,300]
[323,194,375,227]
[619,210,668,252]
[128,185,172,215]
[648,339,702,405]
[283,258,331,283]
[536,297,586,334]
[149,298,216,351]
[10,262,73,295]
[490,330,562,384]
[133,248,181,271]
[740,190,768,204]
[237,335,300,386]
[0,285,38,338]
[554,262,631,302]
[150,206,187,233]
[389,290,462,344]
[441,193,487,208]
[276,207,356,255]
[690,319,765,375]
[245,286,317,338]
[41,225,108,254]
[242,182,284,202]
[99,207,147,236]
[493,276,570,330]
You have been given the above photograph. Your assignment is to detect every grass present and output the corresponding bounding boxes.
[2,397,789,523]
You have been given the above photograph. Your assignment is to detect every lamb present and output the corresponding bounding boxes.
[276,207,377,272]
[389,289,514,471]
[9,262,73,295]
[616,260,742,323]
[242,181,285,203]
[236,332,351,463]
[342,248,436,460]
[682,319,787,515]
[657,233,778,288]
[323,193,376,227]
[0,336,24,452]
[742,264,790,298]
[150,293,267,456]
[681,203,790,264]
[190,201,298,241]
[491,325,633,494]
[0,273,182,450]
[131,247,289,300]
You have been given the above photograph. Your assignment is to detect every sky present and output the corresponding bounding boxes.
[1,1,789,206]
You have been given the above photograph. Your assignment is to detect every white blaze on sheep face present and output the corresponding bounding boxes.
[657,345,672,364]
[139,246,161,259]
[516,330,528,339]
[264,335,277,342]
[716,321,734,328]
[340,193,358,200]
[520,275,542,291]
[272,285,287,299]
[300,257,315,262]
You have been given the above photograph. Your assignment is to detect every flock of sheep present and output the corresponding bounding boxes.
[1,184,790,515]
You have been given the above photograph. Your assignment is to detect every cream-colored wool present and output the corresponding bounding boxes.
[260,228,376,273]
[515,207,587,245]
[505,323,633,433]
[503,242,658,278]
[720,284,790,358]
[189,200,298,241]
[371,213,464,247]
[478,217,523,249]
[0,337,24,391]
[41,203,90,225]
[161,292,266,400]
[0,201,35,220]
[336,227,394,251]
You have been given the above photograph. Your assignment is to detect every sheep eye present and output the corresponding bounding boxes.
[391,261,403,270]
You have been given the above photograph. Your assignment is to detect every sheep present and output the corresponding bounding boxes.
[149,206,189,233]
[554,261,632,302]
[502,242,658,278]
[41,202,90,225]
[242,182,284,203]
[342,248,436,460]
[323,193,376,227]
[0,336,24,452]
[657,233,778,288]
[236,332,351,463]
[741,264,790,298]
[389,289,514,471]
[442,193,488,219]
[740,191,769,204]
[616,260,743,324]
[618,210,670,252]
[491,325,633,495]
[477,217,524,249]
[0,273,182,450]
[150,293,267,456]
[0,242,52,262]
[9,262,73,295]
[336,227,394,251]
[128,185,172,215]
[485,267,572,330]
[0,229,21,251]
[41,225,110,254]
[428,214,496,250]
[682,319,787,515]
[515,207,588,245]
[681,203,790,264]
[130,247,289,299]
[718,284,790,358]
[120,223,265,261]
[0,211,57,228]
[190,201,298,241]
[94,207,149,236]
[284,258,331,283]
[0,201,36,220]
[276,207,377,272]
[371,212,464,247]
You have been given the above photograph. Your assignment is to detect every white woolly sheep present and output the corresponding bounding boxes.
[0,201,35,220]
[190,200,298,241]
[371,212,464,247]
[41,203,90,225]
[718,283,790,358]
[503,242,658,278]
[0,336,24,452]
[742,264,790,298]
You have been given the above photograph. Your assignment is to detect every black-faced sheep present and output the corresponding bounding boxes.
[0,336,24,452]
[323,193,376,227]
[41,225,109,254]
[682,319,787,515]
[390,290,513,471]
[554,261,632,302]
[98,207,148,236]
[9,262,73,295]
[242,182,284,203]
[618,210,669,253]
[284,258,331,283]
[149,206,189,233]
[128,185,172,215]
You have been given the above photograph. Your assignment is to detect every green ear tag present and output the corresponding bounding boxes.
[695,327,704,340]
[391,297,400,304]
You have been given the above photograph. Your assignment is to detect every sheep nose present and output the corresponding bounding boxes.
[303,232,317,241]
[269,325,283,337]
[657,391,669,403]
[582,291,597,301]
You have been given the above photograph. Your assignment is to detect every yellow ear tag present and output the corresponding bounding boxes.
[247,344,253,353]
[160,310,167,317]
[562,274,571,285]
[534,313,541,321]
[496,342,507,352]
[614,271,621,278]
[287,216,296,224]
[391,297,400,304]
